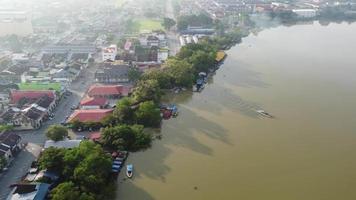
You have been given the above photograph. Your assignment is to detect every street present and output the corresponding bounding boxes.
[0,64,98,199]
[165,0,181,56]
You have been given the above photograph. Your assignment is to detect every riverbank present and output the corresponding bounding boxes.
[117,21,356,200]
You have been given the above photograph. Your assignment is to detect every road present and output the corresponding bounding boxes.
[0,64,98,199]
[165,0,181,56]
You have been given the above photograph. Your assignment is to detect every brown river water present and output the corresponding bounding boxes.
[117,22,356,200]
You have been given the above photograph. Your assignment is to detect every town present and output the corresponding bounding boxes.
[1,0,356,199]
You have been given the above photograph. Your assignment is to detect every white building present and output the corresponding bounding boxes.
[12,53,29,64]
[292,9,317,18]
[102,45,117,61]
[157,48,169,63]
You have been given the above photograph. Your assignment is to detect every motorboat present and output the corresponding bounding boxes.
[126,164,133,178]
[256,110,274,118]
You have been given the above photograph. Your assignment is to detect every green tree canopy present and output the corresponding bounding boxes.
[38,147,66,174]
[45,125,68,141]
[50,182,95,200]
[177,14,213,31]
[162,17,176,30]
[141,69,173,89]
[166,58,194,87]
[133,79,162,103]
[102,124,151,151]
[136,101,162,127]
[39,141,113,200]
[128,67,142,83]
[0,156,7,171]
[113,97,136,124]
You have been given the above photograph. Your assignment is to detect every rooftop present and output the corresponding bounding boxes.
[44,139,82,149]
[10,90,56,105]
[80,97,108,107]
[87,84,130,97]
[67,109,113,123]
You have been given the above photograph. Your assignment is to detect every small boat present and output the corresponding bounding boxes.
[256,110,274,118]
[126,164,133,178]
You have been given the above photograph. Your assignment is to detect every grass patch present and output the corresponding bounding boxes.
[18,82,62,92]
[135,19,163,33]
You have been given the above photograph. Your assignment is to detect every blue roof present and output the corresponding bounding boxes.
[34,183,50,200]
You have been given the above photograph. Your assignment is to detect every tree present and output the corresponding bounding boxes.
[188,50,216,73]
[70,120,84,131]
[162,17,176,30]
[51,182,95,200]
[73,151,112,193]
[113,97,135,124]
[101,114,118,127]
[177,14,213,31]
[45,125,68,141]
[128,67,142,83]
[0,125,13,132]
[133,79,162,103]
[136,101,162,127]
[88,58,95,63]
[141,69,173,89]
[166,58,194,87]
[101,124,151,151]
[38,147,66,174]
[0,156,7,171]
[102,125,136,150]
[38,141,114,200]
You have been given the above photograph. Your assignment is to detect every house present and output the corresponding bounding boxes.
[0,131,21,160]
[87,85,131,99]
[292,9,317,18]
[9,90,56,106]
[12,53,30,64]
[0,144,11,161]
[95,63,129,83]
[0,105,48,130]
[102,45,117,61]
[0,64,30,83]
[80,97,108,109]
[146,35,160,47]
[67,109,113,123]
[6,183,50,200]
[21,105,48,129]
[157,48,169,63]
[44,139,81,149]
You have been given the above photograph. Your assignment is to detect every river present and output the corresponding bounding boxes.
[117,22,356,200]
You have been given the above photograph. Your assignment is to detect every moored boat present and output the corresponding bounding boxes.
[126,164,133,178]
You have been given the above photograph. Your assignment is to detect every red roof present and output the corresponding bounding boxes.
[10,90,56,104]
[67,109,113,123]
[80,97,108,107]
[87,85,131,97]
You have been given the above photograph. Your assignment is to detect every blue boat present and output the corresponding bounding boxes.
[126,164,133,178]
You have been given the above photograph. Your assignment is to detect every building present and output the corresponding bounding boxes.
[9,90,56,105]
[0,10,33,37]
[67,109,113,123]
[41,45,96,55]
[0,132,21,161]
[80,97,108,109]
[157,48,169,63]
[102,45,117,61]
[292,9,317,18]
[44,139,81,149]
[11,54,30,64]
[87,85,131,99]
[6,183,50,200]
[95,63,129,83]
